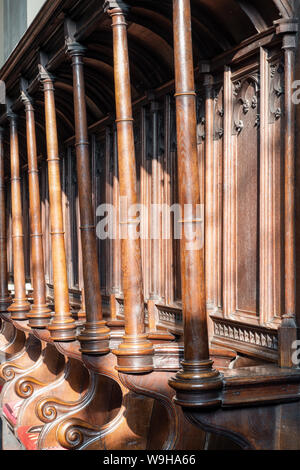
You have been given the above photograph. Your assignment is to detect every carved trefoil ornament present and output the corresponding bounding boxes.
[232,74,259,135]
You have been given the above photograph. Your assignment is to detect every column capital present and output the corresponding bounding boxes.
[274,18,298,50]
[104,1,130,15]
[65,38,87,58]
[7,111,18,126]
[20,90,34,111]
[38,64,55,86]
[198,61,214,88]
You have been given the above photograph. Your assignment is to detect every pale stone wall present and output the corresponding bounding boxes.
[27,0,46,27]
[0,0,4,67]
[0,0,46,68]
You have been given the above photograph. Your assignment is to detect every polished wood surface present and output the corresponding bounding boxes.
[0,128,12,312]
[39,67,76,341]
[0,0,299,451]
[66,33,110,355]
[7,114,30,320]
[169,0,222,408]
[106,2,154,373]
[21,91,52,328]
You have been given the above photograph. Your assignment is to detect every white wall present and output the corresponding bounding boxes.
[27,0,46,27]
[0,0,4,67]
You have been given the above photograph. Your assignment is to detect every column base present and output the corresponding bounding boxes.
[27,304,53,329]
[48,316,77,342]
[7,299,31,321]
[278,317,299,368]
[78,321,110,355]
[168,359,223,409]
[113,334,154,374]
[0,295,12,312]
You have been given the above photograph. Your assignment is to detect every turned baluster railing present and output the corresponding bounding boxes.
[21,90,52,328]
[39,65,76,341]
[0,127,12,312]
[66,33,110,355]
[168,0,223,407]
[7,112,31,321]
[105,1,154,373]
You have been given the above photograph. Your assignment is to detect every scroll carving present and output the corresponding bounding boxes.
[15,376,47,398]
[36,373,97,423]
[0,363,25,381]
[57,418,102,450]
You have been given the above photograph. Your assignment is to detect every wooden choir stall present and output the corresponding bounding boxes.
[0,0,299,450]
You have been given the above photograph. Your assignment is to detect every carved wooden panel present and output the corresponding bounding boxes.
[233,73,260,318]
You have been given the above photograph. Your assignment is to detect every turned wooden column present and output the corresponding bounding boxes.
[276,20,299,367]
[66,40,110,355]
[169,0,223,407]
[39,66,76,341]
[0,128,12,312]
[7,113,31,320]
[105,1,154,373]
[21,91,52,328]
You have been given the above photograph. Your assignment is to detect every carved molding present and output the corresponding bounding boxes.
[269,60,284,123]
[157,306,182,328]
[212,317,278,357]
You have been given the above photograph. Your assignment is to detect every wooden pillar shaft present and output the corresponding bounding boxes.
[278,28,298,367]
[0,128,12,312]
[169,0,223,407]
[106,1,154,373]
[39,69,76,341]
[7,114,30,320]
[22,93,52,328]
[67,43,110,355]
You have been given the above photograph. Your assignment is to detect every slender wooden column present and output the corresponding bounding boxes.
[105,1,154,373]
[276,20,299,367]
[0,128,12,312]
[66,39,110,355]
[21,91,52,328]
[7,113,31,320]
[168,0,223,407]
[39,66,76,341]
